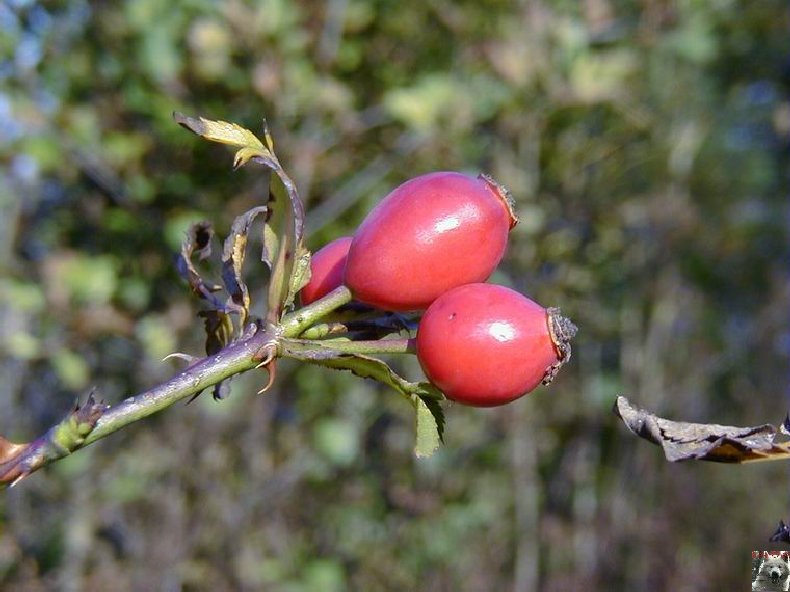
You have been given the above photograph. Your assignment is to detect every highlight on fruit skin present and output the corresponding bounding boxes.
[344,171,518,312]
[415,283,576,407]
[300,236,353,306]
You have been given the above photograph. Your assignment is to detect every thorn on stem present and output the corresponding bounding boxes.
[163,352,198,365]
[256,360,277,394]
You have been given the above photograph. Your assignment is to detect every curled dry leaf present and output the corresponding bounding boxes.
[176,221,224,308]
[614,395,790,463]
[174,112,309,325]
[221,206,268,328]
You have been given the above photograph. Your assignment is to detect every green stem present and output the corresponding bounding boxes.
[280,285,353,337]
[299,323,350,340]
[0,326,278,488]
[281,336,416,357]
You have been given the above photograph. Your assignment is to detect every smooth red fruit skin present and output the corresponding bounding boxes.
[300,236,353,306]
[344,172,515,311]
[416,283,558,407]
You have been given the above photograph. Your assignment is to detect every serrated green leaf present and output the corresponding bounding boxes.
[414,396,443,458]
[280,339,444,457]
[221,206,267,328]
[173,112,264,150]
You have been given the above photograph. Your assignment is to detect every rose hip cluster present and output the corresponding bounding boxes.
[301,171,576,407]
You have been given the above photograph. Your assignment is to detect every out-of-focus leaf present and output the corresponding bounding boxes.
[770,521,790,544]
[175,113,307,324]
[221,206,267,328]
[281,338,444,457]
[614,396,790,463]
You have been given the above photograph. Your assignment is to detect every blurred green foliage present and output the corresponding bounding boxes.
[1,0,788,590]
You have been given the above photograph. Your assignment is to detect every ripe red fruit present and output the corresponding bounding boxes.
[416,283,576,407]
[300,236,353,305]
[344,172,518,311]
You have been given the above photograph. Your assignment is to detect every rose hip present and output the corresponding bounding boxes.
[344,172,517,311]
[416,283,575,407]
[300,236,353,305]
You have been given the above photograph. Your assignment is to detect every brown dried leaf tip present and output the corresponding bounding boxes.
[542,307,577,385]
[614,395,790,464]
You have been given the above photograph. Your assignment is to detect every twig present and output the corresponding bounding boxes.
[0,325,277,488]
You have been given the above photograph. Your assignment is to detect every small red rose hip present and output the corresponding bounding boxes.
[300,236,353,305]
[416,283,576,407]
[344,172,518,311]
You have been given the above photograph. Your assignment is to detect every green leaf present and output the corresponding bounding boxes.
[280,339,444,457]
[261,165,307,323]
[414,395,444,458]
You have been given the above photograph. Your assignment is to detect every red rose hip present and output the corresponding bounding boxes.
[300,236,353,305]
[416,283,576,407]
[344,172,518,311]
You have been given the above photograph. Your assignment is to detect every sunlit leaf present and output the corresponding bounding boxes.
[173,112,264,150]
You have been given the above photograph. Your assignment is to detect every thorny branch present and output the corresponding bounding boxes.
[0,324,277,489]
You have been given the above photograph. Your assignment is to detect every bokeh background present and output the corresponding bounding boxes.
[1,1,789,590]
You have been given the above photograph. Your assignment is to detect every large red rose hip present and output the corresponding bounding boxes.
[300,236,353,305]
[344,172,518,311]
[416,283,576,407]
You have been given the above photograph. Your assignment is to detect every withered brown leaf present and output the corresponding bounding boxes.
[614,395,790,463]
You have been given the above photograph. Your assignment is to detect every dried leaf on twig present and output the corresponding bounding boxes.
[174,113,309,324]
[221,206,267,328]
[614,395,790,463]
